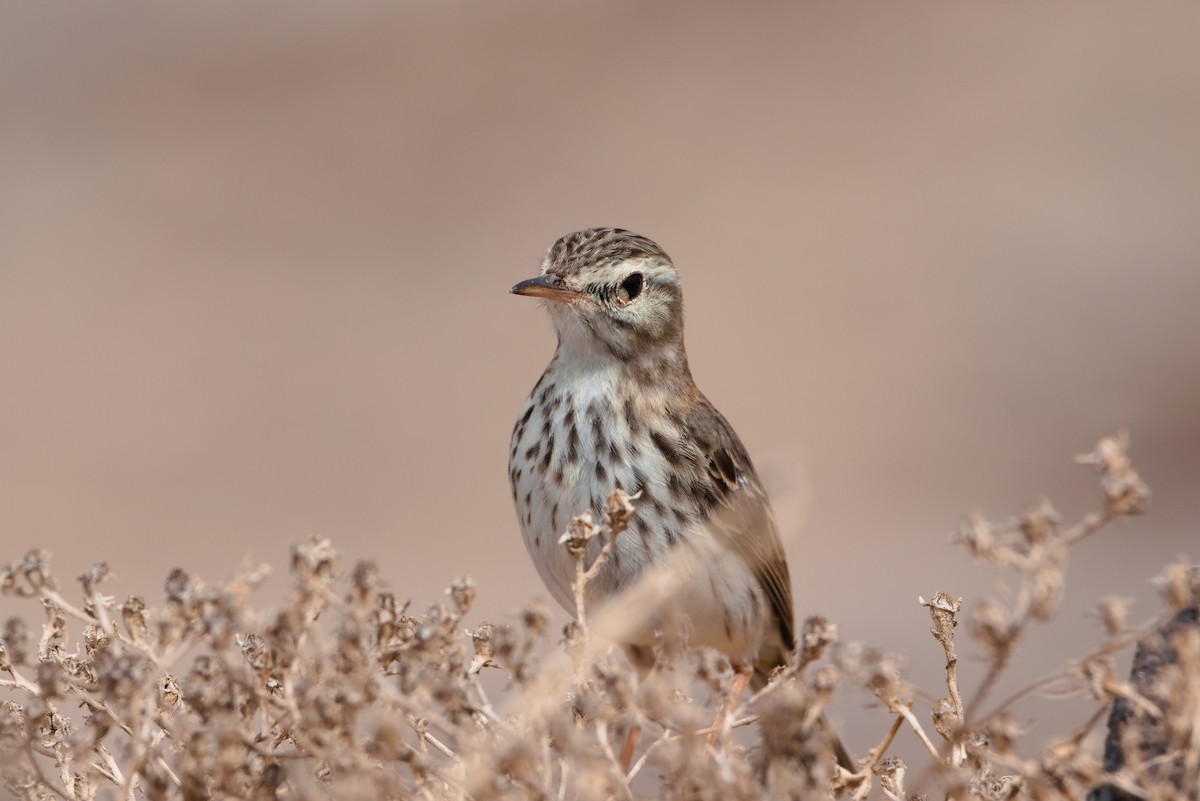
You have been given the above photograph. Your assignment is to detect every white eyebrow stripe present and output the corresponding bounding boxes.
[614,257,675,277]
[642,263,678,284]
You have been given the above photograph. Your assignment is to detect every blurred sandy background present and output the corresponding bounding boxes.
[2,0,1198,760]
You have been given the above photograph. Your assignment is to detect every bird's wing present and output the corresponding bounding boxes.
[657,398,854,768]
[681,397,795,659]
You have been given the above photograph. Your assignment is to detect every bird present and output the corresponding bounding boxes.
[508,228,851,768]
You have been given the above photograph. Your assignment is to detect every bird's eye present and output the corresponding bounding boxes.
[617,272,644,303]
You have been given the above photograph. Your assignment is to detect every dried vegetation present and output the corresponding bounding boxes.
[1,434,1196,800]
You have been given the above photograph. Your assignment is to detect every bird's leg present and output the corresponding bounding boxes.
[618,722,641,772]
[707,663,753,746]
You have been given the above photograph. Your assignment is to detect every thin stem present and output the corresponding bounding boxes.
[626,729,671,781]
[1064,511,1114,547]
[890,700,942,762]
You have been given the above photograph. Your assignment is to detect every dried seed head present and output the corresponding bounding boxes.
[694,648,732,694]
[447,575,476,615]
[969,771,1022,801]
[1019,498,1060,545]
[955,512,996,560]
[559,510,601,557]
[240,633,274,675]
[164,568,197,605]
[415,602,453,646]
[561,619,585,665]
[963,729,992,769]
[1029,552,1067,621]
[873,756,906,798]
[932,696,959,740]
[520,599,550,636]
[469,622,495,673]
[593,652,637,712]
[1153,561,1199,611]
[291,536,338,583]
[602,488,638,536]
[36,709,70,750]
[986,714,1022,756]
[811,664,840,701]
[1096,595,1131,637]
[2,550,55,597]
[850,647,907,705]
[1,617,29,666]
[971,599,1014,659]
[82,622,111,656]
[158,673,181,711]
[96,652,148,706]
[920,592,962,648]
[0,701,26,761]
[36,660,67,698]
[41,597,67,655]
[921,592,962,615]
[1076,432,1149,516]
[79,561,110,596]
[350,560,379,606]
[797,616,838,667]
[121,595,150,643]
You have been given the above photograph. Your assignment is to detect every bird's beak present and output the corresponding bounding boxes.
[510,274,583,303]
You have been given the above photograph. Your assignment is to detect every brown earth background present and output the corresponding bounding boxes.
[2,0,1199,769]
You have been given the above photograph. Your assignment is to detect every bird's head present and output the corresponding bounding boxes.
[511,228,684,363]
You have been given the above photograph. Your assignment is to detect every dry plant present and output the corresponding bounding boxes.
[1,433,1196,800]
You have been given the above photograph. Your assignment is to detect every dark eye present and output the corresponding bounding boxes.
[618,272,644,302]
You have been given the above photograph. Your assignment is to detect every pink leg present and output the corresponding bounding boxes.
[619,723,641,772]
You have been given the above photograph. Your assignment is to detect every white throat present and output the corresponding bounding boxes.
[548,304,621,370]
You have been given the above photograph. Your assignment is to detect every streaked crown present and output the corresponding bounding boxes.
[514,228,685,361]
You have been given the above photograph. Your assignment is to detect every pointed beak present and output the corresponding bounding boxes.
[510,274,583,303]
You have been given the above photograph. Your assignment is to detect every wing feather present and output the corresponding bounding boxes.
[681,397,795,660]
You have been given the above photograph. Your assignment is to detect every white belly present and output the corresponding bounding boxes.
[508,364,770,662]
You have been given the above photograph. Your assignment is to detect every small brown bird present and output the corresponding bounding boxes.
[508,228,794,681]
[508,228,850,765]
